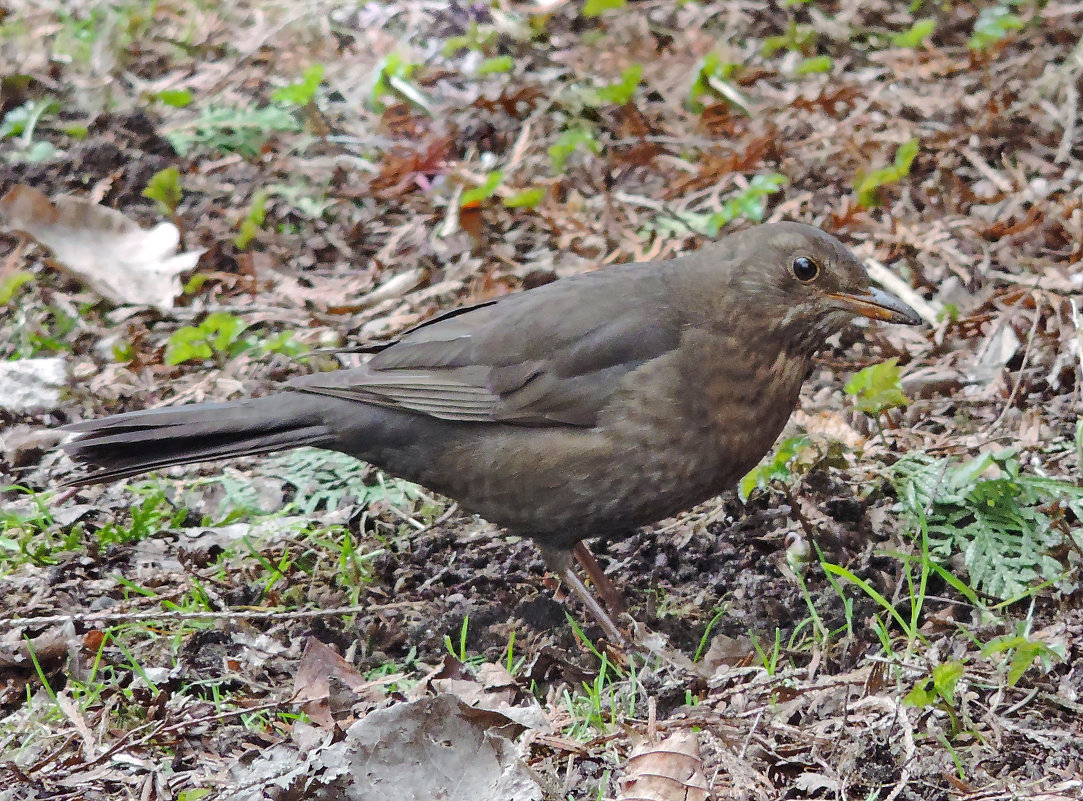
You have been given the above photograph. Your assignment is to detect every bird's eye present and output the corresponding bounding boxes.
[792,256,819,283]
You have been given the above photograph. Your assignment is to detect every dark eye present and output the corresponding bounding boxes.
[792,256,819,282]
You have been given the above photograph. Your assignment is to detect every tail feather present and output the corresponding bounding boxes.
[62,395,336,485]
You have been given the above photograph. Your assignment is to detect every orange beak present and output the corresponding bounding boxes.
[827,287,921,325]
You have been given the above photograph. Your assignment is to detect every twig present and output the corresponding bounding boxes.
[0,602,421,629]
[986,298,1042,434]
[863,258,940,326]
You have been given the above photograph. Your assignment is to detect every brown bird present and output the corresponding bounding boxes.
[63,223,920,639]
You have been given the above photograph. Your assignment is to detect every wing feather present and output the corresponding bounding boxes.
[288,262,684,426]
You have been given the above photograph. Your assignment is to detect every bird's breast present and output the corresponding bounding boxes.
[679,329,810,487]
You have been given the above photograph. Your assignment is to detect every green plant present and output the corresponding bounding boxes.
[142,166,183,217]
[845,358,910,432]
[442,22,497,56]
[154,89,193,108]
[369,52,430,113]
[692,607,727,662]
[272,64,324,106]
[751,628,783,675]
[503,187,546,209]
[549,125,599,173]
[0,272,34,304]
[460,171,503,206]
[234,191,269,249]
[795,56,832,75]
[96,485,188,546]
[444,615,472,662]
[165,313,306,366]
[9,304,79,357]
[1,486,82,569]
[478,56,513,75]
[969,4,1024,50]
[582,0,626,17]
[762,22,816,57]
[165,312,250,365]
[854,139,919,207]
[983,630,1063,686]
[891,450,1083,599]
[892,18,936,48]
[593,63,642,105]
[904,660,966,736]
[708,173,787,232]
[267,183,334,219]
[166,104,300,157]
[688,53,748,113]
[560,651,637,740]
[740,435,812,501]
[268,450,427,519]
[0,98,59,163]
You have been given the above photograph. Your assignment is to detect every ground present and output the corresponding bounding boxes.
[1,1,1082,799]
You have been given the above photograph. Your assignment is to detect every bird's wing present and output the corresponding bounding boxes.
[288,263,683,427]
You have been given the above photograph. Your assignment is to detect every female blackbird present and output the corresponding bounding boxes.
[63,223,920,639]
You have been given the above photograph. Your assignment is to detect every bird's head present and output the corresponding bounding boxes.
[721,222,921,354]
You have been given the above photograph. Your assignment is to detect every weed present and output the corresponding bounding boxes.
[688,53,749,113]
[582,0,626,17]
[0,272,34,304]
[752,628,783,675]
[891,450,1083,599]
[794,56,832,75]
[969,4,1024,51]
[762,22,816,57]
[460,171,503,206]
[268,450,425,519]
[166,104,300,157]
[0,487,82,569]
[370,53,431,113]
[549,125,599,173]
[502,187,546,209]
[143,166,183,217]
[561,651,637,739]
[96,485,188,547]
[740,435,812,502]
[707,174,788,232]
[444,614,483,665]
[165,312,306,366]
[0,98,59,163]
[443,22,497,56]
[845,358,910,435]
[983,626,1063,686]
[904,659,966,736]
[892,18,936,48]
[154,89,193,108]
[592,63,642,106]
[854,139,919,208]
[234,191,269,249]
[272,64,324,106]
[693,607,727,662]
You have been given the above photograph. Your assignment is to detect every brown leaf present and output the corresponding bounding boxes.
[293,638,390,728]
[617,730,711,801]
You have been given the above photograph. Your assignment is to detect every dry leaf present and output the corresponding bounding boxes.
[293,638,391,728]
[0,185,203,311]
[618,729,711,801]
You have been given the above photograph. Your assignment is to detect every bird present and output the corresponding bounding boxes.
[62,222,920,640]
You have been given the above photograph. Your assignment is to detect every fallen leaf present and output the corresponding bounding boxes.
[0,185,203,311]
[618,729,710,801]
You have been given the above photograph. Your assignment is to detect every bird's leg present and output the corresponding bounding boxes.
[539,544,626,644]
[573,541,625,615]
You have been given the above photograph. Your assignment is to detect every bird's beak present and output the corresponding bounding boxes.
[827,287,921,325]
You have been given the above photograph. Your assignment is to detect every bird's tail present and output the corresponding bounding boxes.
[62,394,336,485]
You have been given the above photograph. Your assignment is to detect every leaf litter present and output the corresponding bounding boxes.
[0,0,1082,798]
